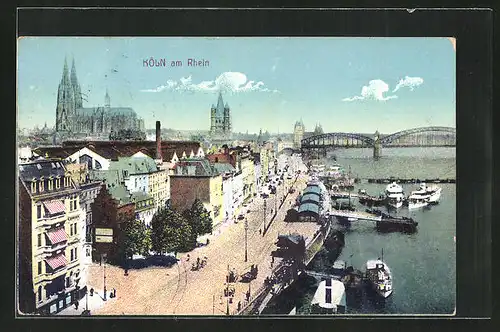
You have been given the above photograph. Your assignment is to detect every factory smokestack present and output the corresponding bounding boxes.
[156,121,162,161]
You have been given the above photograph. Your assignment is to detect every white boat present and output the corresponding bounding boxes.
[365,258,393,298]
[423,183,442,203]
[385,182,405,208]
[407,183,431,209]
[310,279,347,314]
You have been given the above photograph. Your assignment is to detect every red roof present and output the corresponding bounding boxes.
[57,140,201,161]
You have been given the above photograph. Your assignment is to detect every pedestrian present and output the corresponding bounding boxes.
[113,288,116,297]
[237,301,241,311]
[259,229,261,235]
[75,300,79,310]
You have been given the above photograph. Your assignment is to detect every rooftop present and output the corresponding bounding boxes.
[298,203,320,215]
[172,159,219,177]
[109,156,158,175]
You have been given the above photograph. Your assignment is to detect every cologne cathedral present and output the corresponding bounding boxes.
[55,58,144,136]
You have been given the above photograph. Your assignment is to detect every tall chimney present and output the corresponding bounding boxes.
[156,121,162,160]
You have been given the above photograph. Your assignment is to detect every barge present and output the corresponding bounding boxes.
[367,209,418,233]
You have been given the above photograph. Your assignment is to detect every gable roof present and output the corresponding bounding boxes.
[61,140,201,162]
[173,159,219,177]
[109,156,158,175]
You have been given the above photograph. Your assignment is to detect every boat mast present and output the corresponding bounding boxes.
[381,248,384,262]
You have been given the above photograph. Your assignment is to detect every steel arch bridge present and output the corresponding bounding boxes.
[301,132,375,149]
[300,126,456,158]
[379,126,456,146]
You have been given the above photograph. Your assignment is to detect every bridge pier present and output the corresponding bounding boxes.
[373,131,381,160]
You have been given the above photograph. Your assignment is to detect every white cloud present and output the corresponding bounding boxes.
[342,79,398,102]
[392,76,424,92]
[141,72,278,94]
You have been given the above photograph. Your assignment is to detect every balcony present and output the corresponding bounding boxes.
[37,213,66,227]
[33,265,68,284]
[35,242,67,257]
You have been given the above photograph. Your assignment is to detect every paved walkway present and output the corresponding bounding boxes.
[57,288,117,316]
[87,169,318,315]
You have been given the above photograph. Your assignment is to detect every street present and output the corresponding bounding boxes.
[86,159,318,315]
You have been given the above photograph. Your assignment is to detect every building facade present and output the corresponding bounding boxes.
[131,192,156,227]
[209,92,232,140]
[55,57,144,135]
[170,159,224,227]
[64,163,102,284]
[18,160,85,315]
[91,183,136,261]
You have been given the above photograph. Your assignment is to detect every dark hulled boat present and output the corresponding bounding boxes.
[367,209,418,233]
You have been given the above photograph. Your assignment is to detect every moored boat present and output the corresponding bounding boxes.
[385,182,405,208]
[365,255,393,298]
[368,209,418,233]
[422,183,442,204]
[310,278,347,314]
[407,183,431,209]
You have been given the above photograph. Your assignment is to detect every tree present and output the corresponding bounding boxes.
[151,207,194,255]
[117,218,150,262]
[186,199,213,237]
[110,128,146,141]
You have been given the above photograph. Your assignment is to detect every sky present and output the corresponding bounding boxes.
[17,37,455,134]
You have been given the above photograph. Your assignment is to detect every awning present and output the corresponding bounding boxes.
[45,254,67,270]
[47,227,67,244]
[43,200,66,215]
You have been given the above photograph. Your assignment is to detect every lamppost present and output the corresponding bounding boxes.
[263,198,267,234]
[102,254,107,301]
[244,218,248,262]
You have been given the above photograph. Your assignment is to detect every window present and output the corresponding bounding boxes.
[37,233,42,247]
[31,181,36,193]
[74,224,77,235]
[38,261,42,275]
[74,248,78,260]
[70,224,73,236]
[48,179,53,191]
[38,286,42,302]
[56,178,60,189]
[39,180,44,192]
[70,249,74,261]
[37,205,42,219]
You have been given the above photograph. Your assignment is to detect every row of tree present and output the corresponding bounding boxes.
[109,128,147,141]
[116,199,213,262]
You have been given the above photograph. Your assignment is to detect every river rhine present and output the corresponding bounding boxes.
[263,147,456,315]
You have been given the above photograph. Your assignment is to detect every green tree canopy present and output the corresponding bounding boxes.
[151,207,194,255]
[116,217,150,263]
[110,128,146,141]
[185,199,213,238]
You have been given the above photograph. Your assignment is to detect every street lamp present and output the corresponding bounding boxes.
[263,198,267,234]
[244,217,248,262]
[102,254,107,301]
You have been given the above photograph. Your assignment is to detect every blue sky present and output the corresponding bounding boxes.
[17,37,455,134]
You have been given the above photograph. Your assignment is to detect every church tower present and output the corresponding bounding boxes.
[105,89,111,108]
[70,58,83,109]
[56,57,75,132]
[223,101,231,136]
